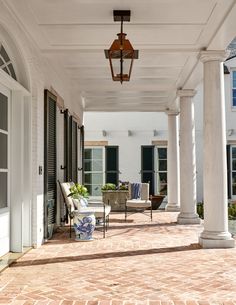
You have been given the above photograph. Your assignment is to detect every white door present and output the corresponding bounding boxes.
[0,82,10,257]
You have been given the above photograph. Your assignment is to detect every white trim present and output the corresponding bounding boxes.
[0,82,10,257]
[0,82,10,210]
[155,145,168,195]
[0,70,30,96]
[0,169,8,172]
[84,146,105,199]
[0,128,8,134]
[231,69,236,110]
[0,207,9,214]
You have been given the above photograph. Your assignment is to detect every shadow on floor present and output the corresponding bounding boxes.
[10,243,201,268]
[106,221,179,230]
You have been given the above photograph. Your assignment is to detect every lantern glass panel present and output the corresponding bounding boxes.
[111,57,132,80]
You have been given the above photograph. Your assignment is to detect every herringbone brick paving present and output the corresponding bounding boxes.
[1,211,236,305]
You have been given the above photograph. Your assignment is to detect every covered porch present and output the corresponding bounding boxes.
[1,0,236,261]
[1,211,236,303]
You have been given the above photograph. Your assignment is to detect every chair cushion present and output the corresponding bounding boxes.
[126,199,151,208]
[73,204,111,218]
[72,197,89,210]
[61,182,75,211]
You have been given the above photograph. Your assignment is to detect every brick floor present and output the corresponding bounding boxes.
[1,211,236,305]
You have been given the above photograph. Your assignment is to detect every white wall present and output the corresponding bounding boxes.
[84,107,204,202]
[84,68,236,203]
[85,112,168,182]
[83,73,208,202]
[0,3,83,253]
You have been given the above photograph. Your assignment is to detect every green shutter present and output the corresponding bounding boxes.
[71,120,78,182]
[44,90,57,239]
[227,144,231,199]
[141,145,155,195]
[105,146,119,185]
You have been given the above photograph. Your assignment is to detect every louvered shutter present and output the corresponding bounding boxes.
[105,146,119,185]
[227,144,231,199]
[71,119,78,182]
[44,90,57,239]
[80,125,85,184]
[141,145,155,195]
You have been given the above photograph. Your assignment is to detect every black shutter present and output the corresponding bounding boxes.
[71,120,78,182]
[105,146,119,185]
[80,125,85,184]
[44,90,57,239]
[68,116,73,181]
[227,144,231,199]
[64,109,69,181]
[141,145,155,195]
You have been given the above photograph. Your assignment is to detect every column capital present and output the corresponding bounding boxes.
[199,50,230,63]
[177,89,196,98]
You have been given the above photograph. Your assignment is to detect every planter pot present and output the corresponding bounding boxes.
[102,190,129,211]
[151,195,165,210]
[73,211,96,241]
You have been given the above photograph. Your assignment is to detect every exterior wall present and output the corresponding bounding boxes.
[84,81,206,202]
[84,69,236,204]
[84,103,204,202]
[84,112,168,183]
[0,3,83,254]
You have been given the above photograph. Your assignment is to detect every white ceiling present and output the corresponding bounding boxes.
[5,0,236,112]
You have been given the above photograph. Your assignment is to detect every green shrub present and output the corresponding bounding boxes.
[101,183,116,191]
[197,202,236,220]
[197,202,204,219]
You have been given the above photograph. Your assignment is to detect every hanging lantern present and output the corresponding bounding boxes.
[104,10,139,84]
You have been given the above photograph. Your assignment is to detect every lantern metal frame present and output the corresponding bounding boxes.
[104,10,139,84]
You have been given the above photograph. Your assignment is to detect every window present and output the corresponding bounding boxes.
[0,92,8,209]
[155,147,167,195]
[0,45,17,81]
[231,146,236,196]
[232,71,236,108]
[84,147,104,197]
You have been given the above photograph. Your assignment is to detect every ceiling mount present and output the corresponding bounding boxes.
[113,10,131,22]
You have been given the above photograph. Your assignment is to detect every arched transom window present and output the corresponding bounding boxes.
[0,44,17,81]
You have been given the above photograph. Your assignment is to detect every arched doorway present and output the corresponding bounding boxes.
[0,25,31,256]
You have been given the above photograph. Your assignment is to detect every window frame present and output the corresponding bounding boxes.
[155,145,168,195]
[0,84,10,213]
[231,145,236,198]
[84,146,105,198]
[0,44,17,81]
[231,70,236,110]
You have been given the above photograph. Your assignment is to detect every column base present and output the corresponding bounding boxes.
[165,203,180,212]
[177,212,201,224]
[199,230,235,248]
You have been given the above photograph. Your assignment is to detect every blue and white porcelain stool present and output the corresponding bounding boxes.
[73,211,96,241]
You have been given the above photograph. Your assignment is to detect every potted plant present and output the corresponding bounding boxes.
[101,183,116,191]
[68,183,89,201]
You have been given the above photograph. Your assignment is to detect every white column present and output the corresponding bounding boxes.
[11,91,24,252]
[177,89,201,224]
[165,112,180,211]
[199,50,234,248]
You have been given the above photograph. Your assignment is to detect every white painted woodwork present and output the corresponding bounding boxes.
[0,83,10,257]
[177,89,201,224]
[165,112,180,211]
[10,90,24,252]
[23,96,32,246]
[199,50,234,248]
[4,0,236,112]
